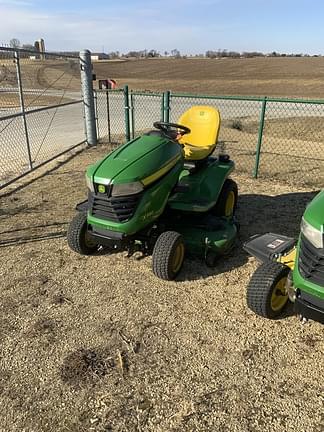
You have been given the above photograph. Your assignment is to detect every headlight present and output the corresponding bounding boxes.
[85,174,94,192]
[301,217,323,249]
[111,181,143,197]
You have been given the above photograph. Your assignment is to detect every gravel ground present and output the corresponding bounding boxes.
[0,144,323,432]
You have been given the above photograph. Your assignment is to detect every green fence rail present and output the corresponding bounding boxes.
[94,88,324,187]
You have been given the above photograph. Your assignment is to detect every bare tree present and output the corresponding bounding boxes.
[9,38,20,48]
[171,49,181,58]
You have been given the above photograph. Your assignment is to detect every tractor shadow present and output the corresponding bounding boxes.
[178,189,318,282]
[0,223,67,247]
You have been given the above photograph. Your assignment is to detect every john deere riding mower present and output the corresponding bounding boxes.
[244,190,324,324]
[67,106,238,280]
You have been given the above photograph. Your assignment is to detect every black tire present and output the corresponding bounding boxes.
[67,212,98,255]
[152,231,185,280]
[246,262,290,319]
[205,251,219,268]
[213,179,238,217]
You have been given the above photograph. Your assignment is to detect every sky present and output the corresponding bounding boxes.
[1,0,324,55]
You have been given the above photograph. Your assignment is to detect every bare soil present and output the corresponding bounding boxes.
[3,57,324,98]
[93,57,324,98]
[0,59,80,92]
[0,144,323,432]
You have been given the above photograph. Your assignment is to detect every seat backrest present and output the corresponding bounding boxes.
[178,105,220,148]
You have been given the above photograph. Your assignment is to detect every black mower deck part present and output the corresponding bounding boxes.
[243,233,296,263]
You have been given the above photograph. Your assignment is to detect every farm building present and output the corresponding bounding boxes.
[90,53,109,61]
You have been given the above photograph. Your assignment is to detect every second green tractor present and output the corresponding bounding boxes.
[244,190,324,324]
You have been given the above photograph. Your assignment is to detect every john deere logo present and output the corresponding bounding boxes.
[98,184,105,193]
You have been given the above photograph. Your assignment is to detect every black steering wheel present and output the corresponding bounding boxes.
[153,121,191,139]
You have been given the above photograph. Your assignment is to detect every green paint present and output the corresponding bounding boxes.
[88,160,182,235]
[303,189,324,231]
[90,135,180,184]
[293,190,324,301]
[293,246,324,300]
[168,160,234,212]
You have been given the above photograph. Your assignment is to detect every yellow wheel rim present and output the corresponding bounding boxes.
[270,277,288,311]
[172,243,185,273]
[225,191,235,217]
[85,231,97,248]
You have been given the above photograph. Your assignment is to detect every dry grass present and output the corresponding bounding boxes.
[0,144,323,432]
[217,121,324,187]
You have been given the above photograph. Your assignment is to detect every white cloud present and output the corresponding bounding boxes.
[0,4,217,53]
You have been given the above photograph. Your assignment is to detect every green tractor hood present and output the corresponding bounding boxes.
[87,135,183,187]
[303,189,324,230]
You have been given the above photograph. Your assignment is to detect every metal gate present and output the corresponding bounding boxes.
[0,46,86,189]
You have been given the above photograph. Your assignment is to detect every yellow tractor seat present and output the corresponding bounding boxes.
[178,105,220,161]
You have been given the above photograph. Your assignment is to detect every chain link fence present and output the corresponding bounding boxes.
[259,100,324,185]
[2,48,324,190]
[97,88,323,187]
[169,95,263,176]
[0,46,85,189]
[94,89,127,144]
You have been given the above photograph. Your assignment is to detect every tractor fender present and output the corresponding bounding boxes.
[243,233,296,269]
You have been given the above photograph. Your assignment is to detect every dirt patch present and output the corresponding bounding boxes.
[0,144,323,432]
[60,347,115,387]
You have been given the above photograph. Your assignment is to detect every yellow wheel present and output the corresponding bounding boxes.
[247,262,290,319]
[152,231,185,280]
[213,179,238,217]
[172,243,185,273]
[270,277,289,312]
[225,191,236,217]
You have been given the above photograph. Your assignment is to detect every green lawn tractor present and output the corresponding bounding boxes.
[67,105,239,280]
[244,190,324,324]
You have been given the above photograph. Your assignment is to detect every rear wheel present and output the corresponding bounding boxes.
[213,179,238,217]
[247,262,290,319]
[67,212,98,255]
[152,231,185,280]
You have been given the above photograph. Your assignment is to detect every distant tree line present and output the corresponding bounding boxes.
[111,48,322,59]
[1,39,322,59]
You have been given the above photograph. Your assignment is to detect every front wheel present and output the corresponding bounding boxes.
[152,231,185,280]
[246,262,290,319]
[67,212,98,255]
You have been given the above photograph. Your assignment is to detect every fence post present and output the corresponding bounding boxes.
[161,93,165,121]
[124,85,131,141]
[94,89,99,139]
[80,49,97,146]
[253,96,267,178]
[163,91,171,122]
[130,92,135,139]
[14,50,33,170]
[106,90,111,142]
